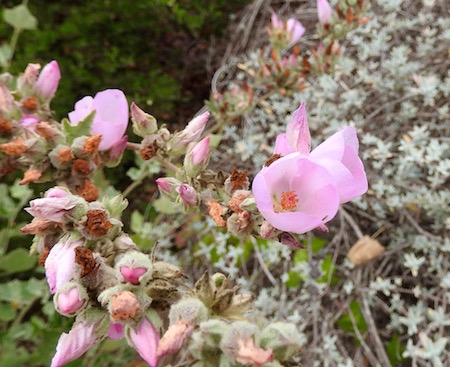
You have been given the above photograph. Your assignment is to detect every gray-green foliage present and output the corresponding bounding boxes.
[207,0,449,365]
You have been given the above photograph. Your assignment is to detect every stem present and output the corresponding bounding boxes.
[154,155,182,175]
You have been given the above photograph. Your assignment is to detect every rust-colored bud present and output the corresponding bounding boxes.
[57,147,74,163]
[0,118,13,135]
[74,246,97,277]
[72,159,92,176]
[110,290,141,321]
[20,169,42,185]
[206,200,226,227]
[85,210,113,237]
[0,139,27,156]
[83,135,102,155]
[76,179,98,202]
[22,96,38,110]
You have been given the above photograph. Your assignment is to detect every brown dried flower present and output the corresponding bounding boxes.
[110,290,141,320]
[75,246,97,276]
[76,179,98,202]
[206,200,226,227]
[264,154,282,167]
[0,139,27,156]
[20,219,58,235]
[0,118,13,135]
[85,209,113,237]
[72,159,91,175]
[20,169,42,185]
[140,141,159,160]
[83,135,102,155]
[57,147,74,163]
[22,96,38,110]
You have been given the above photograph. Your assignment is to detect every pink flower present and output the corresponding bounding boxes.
[274,102,310,155]
[271,13,283,29]
[286,18,305,44]
[55,285,86,315]
[252,155,340,233]
[45,238,83,294]
[20,114,41,130]
[190,136,210,165]
[156,177,182,196]
[68,89,129,151]
[129,317,160,367]
[317,0,333,25]
[107,323,124,340]
[120,266,148,285]
[35,60,61,99]
[51,320,101,367]
[25,189,77,222]
[173,111,210,147]
[177,184,198,206]
[252,103,367,234]
[109,135,128,161]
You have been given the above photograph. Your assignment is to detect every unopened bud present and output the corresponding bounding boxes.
[131,102,158,137]
[156,177,181,199]
[116,252,152,285]
[110,290,142,321]
[169,298,209,325]
[177,184,198,206]
[35,60,61,100]
[54,282,88,316]
[171,111,210,148]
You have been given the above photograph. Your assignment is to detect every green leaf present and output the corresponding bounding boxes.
[337,301,368,336]
[0,302,16,321]
[209,134,221,148]
[130,210,144,234]
[302,236,327,252]
[285,270,302,288]
[0,248,37,273]
[386,333,408,366]
[317,254,339,285]
[0,184,16,218]
[61,110,95,145]
[10,179,32,200]
[153,196,179,214]
[3,4,38,30]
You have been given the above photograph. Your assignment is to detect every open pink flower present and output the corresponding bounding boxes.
[68,89,129,151]
[129,317,160,367]
[45,237,83,294]
[252,155,340,233]
[252,103,367,234]
[51,320,101,367]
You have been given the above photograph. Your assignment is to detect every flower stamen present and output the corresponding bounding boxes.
[280,191,299,211]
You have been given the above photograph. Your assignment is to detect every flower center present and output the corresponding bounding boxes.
[280,191,299,211]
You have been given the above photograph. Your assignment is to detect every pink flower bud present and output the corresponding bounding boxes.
[317,0,333,25]
[35,60,61,99]
[108,135,128,161]
[178,184,198,206]
[271,12,283,29]
[191,136,210,165]
[156,177,181,194]
[0,84,14,115]
[51,320,101,367]
[45,238,82,294]
[286,18,305,44]
[129,318,160,367]
[20,63,41,88]
[157,321,194,358]
[131,102,157,136]
[46,187,69,198]
[25,190,77,222]
[107,323,124,340]
[120,266,148,285]
[20,114,41,130]
[55,284,86,315]
[173,111,209,147]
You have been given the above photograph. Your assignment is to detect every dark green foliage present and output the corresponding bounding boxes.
[0,0,250,122]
